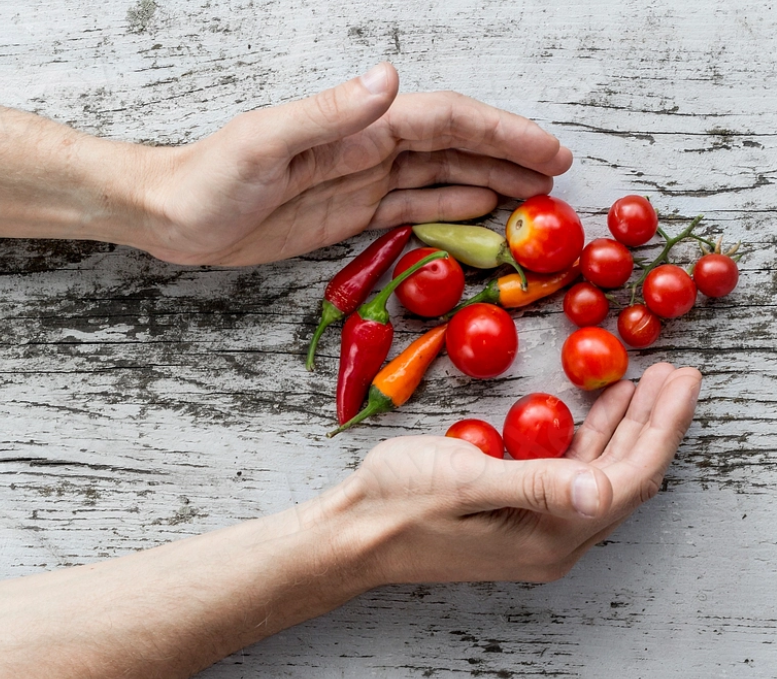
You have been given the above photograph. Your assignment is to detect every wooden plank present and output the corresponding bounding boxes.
[2,0,777,676]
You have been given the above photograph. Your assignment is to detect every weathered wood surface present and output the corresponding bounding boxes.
[2,0,777,676]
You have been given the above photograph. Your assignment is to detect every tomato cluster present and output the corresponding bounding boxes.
[562,194,742,359]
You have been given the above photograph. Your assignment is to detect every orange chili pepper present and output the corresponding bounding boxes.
[327,324,447,437]
[456,261,581,311]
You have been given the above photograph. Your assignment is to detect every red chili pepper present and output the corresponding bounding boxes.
[306,226,412,371]
[336,249,448,425]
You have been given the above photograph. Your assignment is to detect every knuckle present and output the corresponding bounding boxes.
[450,463,485,504]
[436,189,447,218]
[401,192,415,221]
[522,468,552,514]
[438,149,455,183]
[311,88,344,126]
[640,475,663,503]
[447,446,491,505]
[435,89,464,102]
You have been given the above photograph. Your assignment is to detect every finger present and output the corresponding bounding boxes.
[455,455,614,520]
[273,62,399,156]
[541,145,574,177]
[566,379,636,464]
[549,370,701,566]
[598,362,678,465]
[390,149,554,197]
[368,186,500,229]
[603,367,702,515]
[386,91,574,176]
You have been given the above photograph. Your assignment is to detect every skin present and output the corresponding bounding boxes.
[0,62,571,265]
[0,62,702,679]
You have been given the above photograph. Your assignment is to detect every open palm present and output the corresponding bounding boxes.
[345,363,701,585]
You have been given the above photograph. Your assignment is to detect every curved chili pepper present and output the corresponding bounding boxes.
[336,249,448,425]
[328,323,448,437]
[412,223,527,289]
[455,261,581,312]
[306,226,412,371]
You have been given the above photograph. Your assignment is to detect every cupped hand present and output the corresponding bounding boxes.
[340,363,701,585]
[136,62,572,265]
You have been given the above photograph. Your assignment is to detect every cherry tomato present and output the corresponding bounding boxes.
[693,254,739,298]
[505,195,585,273]
[563,282,609,327]
[642,264,697,318]
[446,303,518,379]
[446,419,505,459]
[617,304,661,348]
[608,195,658,246]
[580,238,634,288]
[393,247,465,317]
[502,393,575,460]
[561,327,628,391]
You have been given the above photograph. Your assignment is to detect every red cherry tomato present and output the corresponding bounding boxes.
[608,195,658,246]
[393,247,465,317]
[617,304,661,348]
[580,238,634,288]
[446,303,518,379]
[561,327,628,391]
[502,393,575,460]
[693,254,739,298]
[446,419,505,459]
[563,282,609,327]
[642,264,697,318]
[505,195,585,273]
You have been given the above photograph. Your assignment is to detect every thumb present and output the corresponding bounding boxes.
[461,457,615,520]
[277,62,399,156]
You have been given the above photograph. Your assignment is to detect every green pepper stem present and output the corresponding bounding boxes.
[358,250,448,324]
[496,243,528,290]
[629,215,704,305]
[305,300,344,371]
[446,280,499,317]
[326,388,394,437]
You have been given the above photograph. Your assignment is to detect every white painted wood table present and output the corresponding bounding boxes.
[2,0,776,676]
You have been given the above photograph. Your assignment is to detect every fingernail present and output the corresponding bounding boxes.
[572,470,600,518]
[360,63,388,95]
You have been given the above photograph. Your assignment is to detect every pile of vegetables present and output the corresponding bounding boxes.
[306,194,741,459]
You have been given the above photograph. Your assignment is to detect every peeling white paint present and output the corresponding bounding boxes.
[1,0,777,677]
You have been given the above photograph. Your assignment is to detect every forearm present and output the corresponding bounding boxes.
[0,483,384,679]
[0,106,167,246]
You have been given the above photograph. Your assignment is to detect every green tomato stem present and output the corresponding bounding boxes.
[688,233,717,249]
[629,214,704,305]
[445,279,499,318]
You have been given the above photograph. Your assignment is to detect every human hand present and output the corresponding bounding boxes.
[337,363,701,585]
[134,62,572,265]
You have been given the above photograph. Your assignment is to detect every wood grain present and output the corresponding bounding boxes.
[1,0,776,676]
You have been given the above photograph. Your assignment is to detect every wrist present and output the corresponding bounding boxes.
[71,134,177,250]
[283,473,401,596]
[0,106,175,249]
